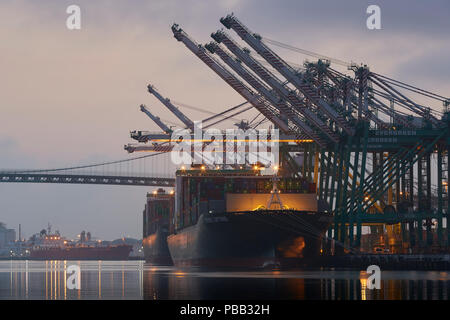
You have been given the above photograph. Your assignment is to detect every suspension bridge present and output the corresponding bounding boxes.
[0,152,176,187]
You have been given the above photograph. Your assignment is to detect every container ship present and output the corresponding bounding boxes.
[143,167,332,268]
[29,227,132,260]
[142,188,174,265]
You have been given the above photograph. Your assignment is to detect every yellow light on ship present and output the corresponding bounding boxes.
[273,165,279,172]
[253,165,258,170]
[201,165,206,171]
[170,189,175,195]
[216,166,220,170]
[181,165,186,170]
[153,190,157,195]
[364,196,369,201]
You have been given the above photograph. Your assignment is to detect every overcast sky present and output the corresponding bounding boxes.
[1,0,449,240]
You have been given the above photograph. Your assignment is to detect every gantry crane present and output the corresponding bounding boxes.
[127,14,450,254]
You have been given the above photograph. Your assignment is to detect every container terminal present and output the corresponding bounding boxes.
[129,14,450,269]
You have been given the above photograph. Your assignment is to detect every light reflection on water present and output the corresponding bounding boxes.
[0,260,144,300]
[0,260,449,300]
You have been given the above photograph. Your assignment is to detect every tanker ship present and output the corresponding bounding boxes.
[143,167,332,268]
[29,227,132,260]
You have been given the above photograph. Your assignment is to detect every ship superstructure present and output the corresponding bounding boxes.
[29,225,132,260]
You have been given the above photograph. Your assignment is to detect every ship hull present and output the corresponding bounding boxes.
[29,245,132,260]
[143,227,173,265]
[167,210,332,269]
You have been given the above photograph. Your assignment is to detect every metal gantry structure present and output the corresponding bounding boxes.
[119,13,450,254]
[125,13,450,254]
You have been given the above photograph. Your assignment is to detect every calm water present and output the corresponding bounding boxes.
[0,260,449,300]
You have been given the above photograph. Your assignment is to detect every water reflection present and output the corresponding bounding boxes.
[0,260,143,299]
[1,261,449,300]
[142,268,450,300]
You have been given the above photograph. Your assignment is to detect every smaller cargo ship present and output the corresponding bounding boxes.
[29,225,132,260]
[142,188,174,265]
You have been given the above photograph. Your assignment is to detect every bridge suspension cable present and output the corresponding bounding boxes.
[1,152,168,174]
[0,151,176,187]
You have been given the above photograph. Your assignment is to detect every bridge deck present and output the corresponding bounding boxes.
[0,173,175,187]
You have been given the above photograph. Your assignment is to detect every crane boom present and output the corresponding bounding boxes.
[369,96,416,128]
[211,30,341,144]
[125,132,309,153]
[124,143,174,153]
[139,104,172,134]
[130,131,172,143]
[171,23,291,134]
[369,74,440,126]
[205,41,328,147]
[147,85,195,131]
[220,14,354,136]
